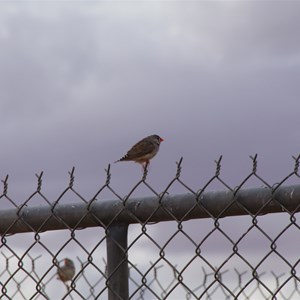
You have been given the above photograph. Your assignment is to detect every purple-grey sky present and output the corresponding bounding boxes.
[0,1,300,299]
[0,1,299,183]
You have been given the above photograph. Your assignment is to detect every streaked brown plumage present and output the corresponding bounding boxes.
[57,258,75,283]
[115,134,164,169]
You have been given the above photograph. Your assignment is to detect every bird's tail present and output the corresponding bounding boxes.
[114,154,129,163]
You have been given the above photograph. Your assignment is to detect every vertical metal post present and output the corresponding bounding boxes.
[106,223,129,300]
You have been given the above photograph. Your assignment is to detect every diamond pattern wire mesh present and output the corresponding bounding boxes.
[0,155,300,299]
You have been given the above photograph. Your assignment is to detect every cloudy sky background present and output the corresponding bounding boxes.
[0,1,300,298]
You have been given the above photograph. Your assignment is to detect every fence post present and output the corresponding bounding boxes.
[106,223,129,300]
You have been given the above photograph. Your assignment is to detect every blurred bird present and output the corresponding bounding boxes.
[115,134,164,169]
[57,258,75,283]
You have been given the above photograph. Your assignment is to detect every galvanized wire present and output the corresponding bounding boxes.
[0,155,300,299]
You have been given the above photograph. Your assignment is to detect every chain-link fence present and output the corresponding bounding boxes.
[0,155,300,299]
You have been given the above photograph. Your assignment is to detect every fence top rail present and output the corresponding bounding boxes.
[0,183,299,235]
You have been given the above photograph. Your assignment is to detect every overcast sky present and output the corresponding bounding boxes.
[0,1,300,298]
[0,1,299,188]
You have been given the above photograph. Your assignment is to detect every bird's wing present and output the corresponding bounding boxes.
[124,139,156,160]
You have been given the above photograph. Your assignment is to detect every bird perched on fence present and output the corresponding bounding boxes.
[115,134,164,170]
[57,258,75,283]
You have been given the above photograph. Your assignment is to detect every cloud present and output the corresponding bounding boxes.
[0,1,298,185]
[0,5,299,294]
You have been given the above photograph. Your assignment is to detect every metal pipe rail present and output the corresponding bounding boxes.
[1,183,299,235]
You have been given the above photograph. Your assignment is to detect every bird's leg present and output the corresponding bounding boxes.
[143,161,150,171]
[141,161,149,171]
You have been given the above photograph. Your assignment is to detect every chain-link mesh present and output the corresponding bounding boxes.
[0,155,300,299]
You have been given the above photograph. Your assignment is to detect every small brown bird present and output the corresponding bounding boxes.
[57,258,75,283]
[115,134,164,169]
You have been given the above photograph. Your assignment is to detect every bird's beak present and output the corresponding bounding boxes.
[160,137,164,142]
